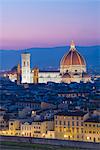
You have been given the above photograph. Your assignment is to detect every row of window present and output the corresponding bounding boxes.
[85,131,99,134]
[55,116,83,120]
[55,127,83,133]
[85,124,100,127]
[21,126,31,130]
[86,137,100,141]
[23,61,30,67]
[21,126,41,130]
[64,135,84,139]
[17,103,40,108]
[55,121,83,126]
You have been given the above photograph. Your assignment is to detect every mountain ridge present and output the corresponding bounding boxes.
[0,46,100,71]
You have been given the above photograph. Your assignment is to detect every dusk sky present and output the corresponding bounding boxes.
[0,0,100,49]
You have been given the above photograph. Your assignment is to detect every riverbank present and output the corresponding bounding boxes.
[0,136,99,150]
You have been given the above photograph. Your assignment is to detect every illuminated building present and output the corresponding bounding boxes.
[84,116,100,143]
[54,111,88,141]
[8,119,20,136]
[21,120,54,138]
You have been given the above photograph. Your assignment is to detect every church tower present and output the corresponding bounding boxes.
[21,53,31,83]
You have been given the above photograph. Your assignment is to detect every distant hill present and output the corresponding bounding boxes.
[0,46,100,72]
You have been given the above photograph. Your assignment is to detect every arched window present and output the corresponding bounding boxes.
[24,61,25,66]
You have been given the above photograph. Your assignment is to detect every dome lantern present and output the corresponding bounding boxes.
[70,40,76,51]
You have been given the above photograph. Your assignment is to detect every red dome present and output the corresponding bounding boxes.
[60,41,86,66]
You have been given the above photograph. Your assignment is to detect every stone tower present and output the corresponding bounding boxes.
[21,53,31,83]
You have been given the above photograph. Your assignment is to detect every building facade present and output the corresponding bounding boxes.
[54,111,88,141]
[84,116,100,143]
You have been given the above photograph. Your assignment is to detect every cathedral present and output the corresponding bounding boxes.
[21,41,91,84]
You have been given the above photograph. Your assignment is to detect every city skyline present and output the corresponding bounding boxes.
[0,0,100,49]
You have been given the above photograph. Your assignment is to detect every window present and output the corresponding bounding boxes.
[77,135,79,138]
[56,121,57,125]
[68,121,70,127]
[97,124,99,127]
[10,123,13,125]
[81,128,83,133]
[72,121,74,126]
[93,131,95,133]
[64,121,66,125]
[59,121,62,125]
[89,124,91,127]
[68,136,70,140]
[77,122,79,126]
[77,128,79,133]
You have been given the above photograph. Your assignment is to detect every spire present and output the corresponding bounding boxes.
[70,40,76,50]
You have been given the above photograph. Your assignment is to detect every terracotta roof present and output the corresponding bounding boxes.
[60,41,86,66]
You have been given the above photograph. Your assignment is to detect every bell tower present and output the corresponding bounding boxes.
[21,53,31,83]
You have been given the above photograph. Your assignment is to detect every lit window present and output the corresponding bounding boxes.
[87,136,90,140]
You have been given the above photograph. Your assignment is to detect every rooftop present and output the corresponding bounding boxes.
[56,111,87,117]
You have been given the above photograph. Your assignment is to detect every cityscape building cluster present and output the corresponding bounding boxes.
[0,77,100,143]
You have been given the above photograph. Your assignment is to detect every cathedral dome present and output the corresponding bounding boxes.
[60,41,86,66]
